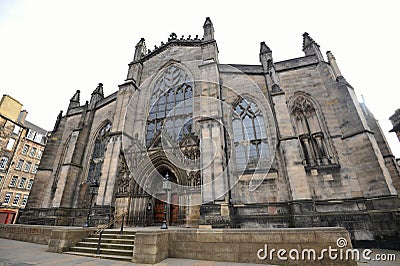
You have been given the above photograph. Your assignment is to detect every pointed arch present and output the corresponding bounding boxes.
[231,96,270,171]
[51,134,71,194]
[145,64,196,149]
[289,92,336,168]
[85,120,112,183]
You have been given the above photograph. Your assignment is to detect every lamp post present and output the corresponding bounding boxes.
[160,172,171,229]
[83,179,100,227]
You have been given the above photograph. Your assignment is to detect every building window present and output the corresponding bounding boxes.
[12,194,21,205]
[18,177,27,189]
[34,133,44,144]
[23,162,32,172]
[21,144,30,155]
[4,193,12,204]
[36,150,43,159]
[86,123,111,183]
[6,138,16,150]
[29,147,37,157]
[21,195,28,206]
[9,176,18,187]
[32,163,39,174]
[26,129,35,140]
[0,157,8,170]
[13,125,21,135]
[290,94,335,167]
[26,179,34,190]
[146,65,195,148]
[15,159,24,170]
[232,98,269,171]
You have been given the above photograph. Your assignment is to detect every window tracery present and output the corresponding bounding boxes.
[87,122,111,183]
[290,95,334,167]
[146,65,199,159]
[232,98,269,170]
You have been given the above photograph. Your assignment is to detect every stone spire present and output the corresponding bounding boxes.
[53,110,63,132]
[68,90,80,109]
[133,38,146,61]
[259,42,281,92]
[90,83,105,109]
[326,51,343,80]
[203,17,214,41]
[260,41,272,55]
[302,32,324,61]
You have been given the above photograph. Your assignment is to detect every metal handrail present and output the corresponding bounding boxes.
[95,212,126,235]
[95,212,127,255]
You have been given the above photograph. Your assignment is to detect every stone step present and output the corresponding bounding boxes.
[101,230,136,235]
[75,241,134,251]
[69,246,134,257]
[64,251,132,262]
[94,233,136,239]
[84,237,135,244]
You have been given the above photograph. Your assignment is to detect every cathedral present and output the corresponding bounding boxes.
[20,18,400,248]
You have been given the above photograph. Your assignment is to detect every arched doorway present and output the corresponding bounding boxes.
[153,170,180,225]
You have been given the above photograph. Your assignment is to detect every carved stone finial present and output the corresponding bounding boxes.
[203,17,214,41]
[148,49,151,53]
[303,32,315,49]
[326,51,335,60]
[204,17,212,27]
[53,110,63,132]
[326,51,342,79]
[70,90,80,103]
[92,83,104,96]
[68,90,80,109]
[134,38,146,61]
[195,35,199,40]
[302,32,324,61]
[181,35,184,40]
[154,45,158,49]
[187,35,191,40]
[260,41,272,54]
[169,32,177,40]
[161,41,165,46]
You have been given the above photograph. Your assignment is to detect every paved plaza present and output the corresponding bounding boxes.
[1,237,399,265]
[0,238,267,266]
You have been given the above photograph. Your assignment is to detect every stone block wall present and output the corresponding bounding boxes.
[159,227,355,265]
[132,230,169,264]
[0,224,53,245]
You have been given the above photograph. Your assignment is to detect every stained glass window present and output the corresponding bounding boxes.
[146,65,194,146]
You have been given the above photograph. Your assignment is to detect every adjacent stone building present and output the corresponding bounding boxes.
[0,95,47,223]
[20,18,400,248]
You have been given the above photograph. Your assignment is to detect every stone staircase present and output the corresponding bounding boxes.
[64,230,135,261]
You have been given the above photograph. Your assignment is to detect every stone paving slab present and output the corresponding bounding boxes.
[0,238,269,266]
[2,237,399,265]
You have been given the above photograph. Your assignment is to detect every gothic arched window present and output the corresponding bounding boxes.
[146,65,194,147]
[87,122,111,182]
[290,95,334,167]
[232,98,269,170]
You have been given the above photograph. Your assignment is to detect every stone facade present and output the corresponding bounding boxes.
[20,18,400,249]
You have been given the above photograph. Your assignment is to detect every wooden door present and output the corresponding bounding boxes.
[154,198,165,224]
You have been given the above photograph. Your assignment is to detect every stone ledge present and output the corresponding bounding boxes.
[0,224,95,252]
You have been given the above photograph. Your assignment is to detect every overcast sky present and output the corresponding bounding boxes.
[0,0,399,157]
